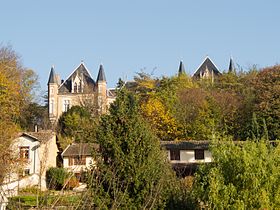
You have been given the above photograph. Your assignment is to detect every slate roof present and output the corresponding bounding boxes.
[178,61,186,75]
[228,57,234,72]
[97,64,106,82]
[62,143,99,157]
[58,63,95,94]
[22,131,55,143]
[193,57,221,78]
[48,67,56,84]
[107,88,116,98]
[160,141,210,150]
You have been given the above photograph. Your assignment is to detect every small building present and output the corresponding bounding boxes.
[160,141,212,177]
[2,130,58,196]
[61,143,99,178]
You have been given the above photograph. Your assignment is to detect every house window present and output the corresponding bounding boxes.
[63,100,71,112]
[19,147,29,160]
[170,149,180,161]
[195,149,204,160]
[69,156,86,166]
[19,169,30,178]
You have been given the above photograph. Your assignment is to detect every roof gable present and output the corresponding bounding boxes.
[193,56,221,78]
[21,131,54,143]
[58,63,95,94]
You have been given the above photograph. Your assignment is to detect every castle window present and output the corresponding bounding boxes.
[50,99,54,114]
[77,81,82,93]
[74,83,77,93]
[63,100,71,112]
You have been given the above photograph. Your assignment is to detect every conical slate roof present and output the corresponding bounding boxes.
[178,61,186,75]
[97,64,106,82]
[229,57,234,72]
[48,66,56,84]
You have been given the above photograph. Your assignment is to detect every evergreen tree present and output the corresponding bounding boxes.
[85,86,175,209]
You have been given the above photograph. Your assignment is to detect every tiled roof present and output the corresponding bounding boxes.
[22,131,55,143]
[62,143,99,157]
[160,140,210,150]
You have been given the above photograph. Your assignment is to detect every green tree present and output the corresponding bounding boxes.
[252,65,280,140]
[85,86,176,209]
[192,140,280,209]
[57,106,97,149]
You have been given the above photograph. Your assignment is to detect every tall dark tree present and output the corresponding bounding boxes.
[85,86,176,209]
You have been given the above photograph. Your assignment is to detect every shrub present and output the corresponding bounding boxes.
[46,167,69,190]
[65,176,79,190]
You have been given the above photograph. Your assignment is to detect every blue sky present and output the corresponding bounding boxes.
[1,0,280,92]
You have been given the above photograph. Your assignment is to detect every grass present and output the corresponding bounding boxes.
[7,192,82,209]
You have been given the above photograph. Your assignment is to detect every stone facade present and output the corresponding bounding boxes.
[48,62,114,124]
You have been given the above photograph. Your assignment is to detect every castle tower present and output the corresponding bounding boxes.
[48,66,59,124]
[96,64,107,114]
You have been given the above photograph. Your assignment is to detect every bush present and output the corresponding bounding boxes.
[65,176,79,190]
[46,167,69,190]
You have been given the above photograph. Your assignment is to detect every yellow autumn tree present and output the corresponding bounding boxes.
[0,45,37,183]
[140,96,180,141]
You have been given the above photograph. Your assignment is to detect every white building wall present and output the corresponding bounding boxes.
[167,149,212,164]
[204,150,212,162]
[63,156,93,173]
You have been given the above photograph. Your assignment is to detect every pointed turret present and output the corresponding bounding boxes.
[96,64,107,115]
[48,66,56,84]
[178,61,186,75]
[97,64,106,82]
[48,66,59,124]
[228,57,235,73]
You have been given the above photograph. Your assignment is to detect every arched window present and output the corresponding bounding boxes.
[74,82,77,93]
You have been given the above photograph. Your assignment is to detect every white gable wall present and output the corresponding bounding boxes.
[12,136,40,175]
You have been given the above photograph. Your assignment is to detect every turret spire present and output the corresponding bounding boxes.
[97,64,106,82]
[229,57,235,73]
[48,66,56,84]
[178,60,186,75]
